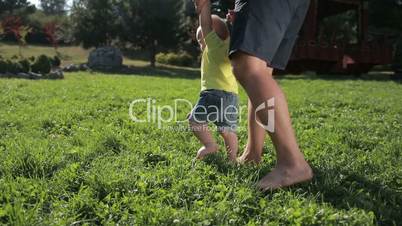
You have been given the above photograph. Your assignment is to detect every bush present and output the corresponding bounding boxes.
[156,53,168,65]
[11,61,24,74]
[19,59,31,73]
[0,55,61,76]
[29,56,36,63]
[51,56,61,67]
[0,59,18,74]
[31,55,51,74]
[0,60,23,74]
[156,51,194,67]
[0,59,8,74]
[0,55,61,74]
[0,57,31,74]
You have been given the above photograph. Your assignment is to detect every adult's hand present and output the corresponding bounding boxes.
[226,10,235,24]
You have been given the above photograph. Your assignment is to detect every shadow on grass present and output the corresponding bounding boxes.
[276,72,402,83]
[294,167,402,225]
[197,152,400,224]
[93,65,402,83]
[203,153,234,174]
[93,65,200,80]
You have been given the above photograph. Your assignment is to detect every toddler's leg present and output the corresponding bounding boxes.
[220,131,238,162]
[190,121,219,160]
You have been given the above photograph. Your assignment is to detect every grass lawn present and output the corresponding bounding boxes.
[0,71,401,225]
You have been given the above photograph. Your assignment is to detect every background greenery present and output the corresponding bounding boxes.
[1,0,402,66]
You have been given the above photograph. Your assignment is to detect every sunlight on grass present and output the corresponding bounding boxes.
[0,72,401,225]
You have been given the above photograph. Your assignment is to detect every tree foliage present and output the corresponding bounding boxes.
[1,16,32,55]
[318,10,358,44]
[369,0,402,31]
[26,10,71,44]
[0,0,35,17]
[40,0,66,15]
[70,0,119,48]
[368,0,402,64]
[210,0,234,17]
[116,0,185,66]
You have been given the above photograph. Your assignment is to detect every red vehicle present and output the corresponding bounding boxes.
[221,0,394,75]
[287,0,394,74]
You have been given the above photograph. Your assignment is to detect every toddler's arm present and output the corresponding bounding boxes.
[194,0,212,37]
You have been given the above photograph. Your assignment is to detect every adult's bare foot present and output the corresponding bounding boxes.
[196,144,219,160]
[257,161,313,191]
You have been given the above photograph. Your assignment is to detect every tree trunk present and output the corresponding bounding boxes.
[150,40,157,68]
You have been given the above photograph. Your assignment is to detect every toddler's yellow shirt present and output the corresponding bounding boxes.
[201,32,238,94]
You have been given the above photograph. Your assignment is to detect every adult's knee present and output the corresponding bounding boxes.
[231,53,248,81]
[230,52,271,85]
[231,64,246,84]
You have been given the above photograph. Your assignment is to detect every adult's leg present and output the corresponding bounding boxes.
[231,51,313,190]
[238,99,266,164]
[190,121,219,160]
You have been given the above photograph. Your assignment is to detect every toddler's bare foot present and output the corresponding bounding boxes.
[228,153,238,163]
[196,144,219,160]
[257,161,313,191]
[238,148,262,164]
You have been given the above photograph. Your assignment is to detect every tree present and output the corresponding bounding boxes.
[0,23,3,34]
[211,0,234,17]
[0,0,35,17]
[70,0,119,48]
[179,0,235,60]
[369,0,402,31]
[40,0,66,15]
[44,22,61,54]
[179,0,201,58]
[117,0,185,67]
[318,10,358,44]
[368,0,402,65]
[1,16,32,56]
[25,10,71,44]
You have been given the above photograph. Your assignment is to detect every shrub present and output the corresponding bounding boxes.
[156,51,194,67]
[0,59,7,74]
[51,55,61,67]
[19,59,31,73]
[0,55,59,76]
[2,60,23,74]
[156,53,167,64]
[31,55,51,74]
[13,61,24,74]
[0,57,31,74]
[29,56,36,62]
[0,59,18,74]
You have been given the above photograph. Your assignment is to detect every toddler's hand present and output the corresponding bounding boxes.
[193,0,209,14]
